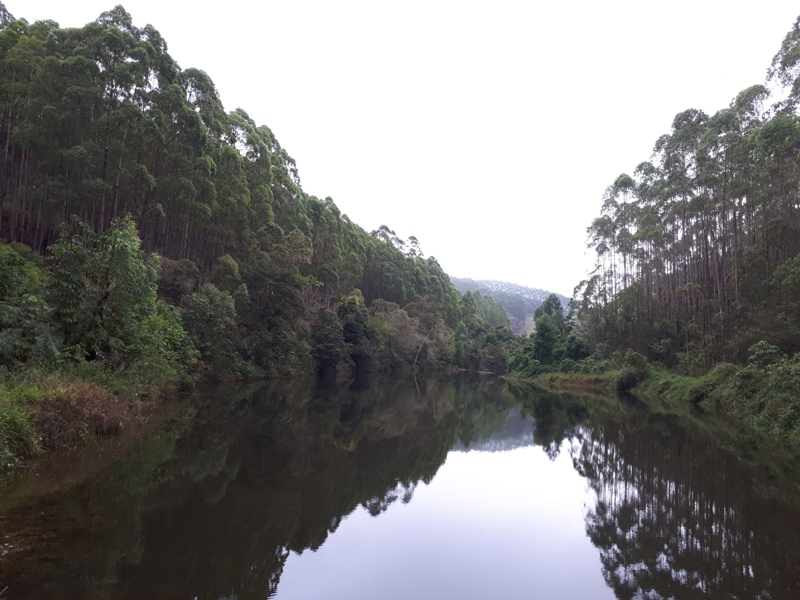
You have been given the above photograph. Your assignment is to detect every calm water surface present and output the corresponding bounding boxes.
[1,376,799,599]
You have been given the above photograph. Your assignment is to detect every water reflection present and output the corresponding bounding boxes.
[275,442,609,600]
[1,376,518,599]
[521,389,800,600]
[2,378,800,599]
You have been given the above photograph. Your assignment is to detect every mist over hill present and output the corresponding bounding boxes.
[449,277,569,335]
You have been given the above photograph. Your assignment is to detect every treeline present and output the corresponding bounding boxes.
[0,4,511,382]
[576,15,800,374]
[507,293,592,378]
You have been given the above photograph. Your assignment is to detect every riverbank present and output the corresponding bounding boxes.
[0,367,190,469]
[0,361,434,469]
[521,360,800,500]
[4,376,800,599]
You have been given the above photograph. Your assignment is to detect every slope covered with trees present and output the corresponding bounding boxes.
[545,15,800,447]
[0,4,513,464]
[576,16,800,375]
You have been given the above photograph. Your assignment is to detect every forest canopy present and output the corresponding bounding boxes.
[575,14,800,374]
[0,3,512,380]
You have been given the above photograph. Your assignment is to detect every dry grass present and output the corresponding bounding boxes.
[29,378,151,451]
[533,373,609,395]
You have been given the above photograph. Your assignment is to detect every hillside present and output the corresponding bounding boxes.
[576,17,800,372]
[0,5,512,383]
[449,277,568,334]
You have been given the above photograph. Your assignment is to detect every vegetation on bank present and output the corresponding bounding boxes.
[0,4,517,467]
[505,14,800,455]
[4,1,800,469]
[572,15,800,372]
[519,343,800,465]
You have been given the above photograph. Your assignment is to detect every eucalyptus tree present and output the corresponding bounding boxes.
[578,52,800,368]
[0,5,516,379]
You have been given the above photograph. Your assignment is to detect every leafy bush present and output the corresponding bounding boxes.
[747,340,783,369]
[704,352,800,441]
[0,293,60,366]
[183,284,241,374]
[0,242,60,366]
[47,217,162,365]
[129,301,198,382]
[611,349,650,393]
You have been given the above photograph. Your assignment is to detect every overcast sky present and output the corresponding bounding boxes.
[11,1,800,295]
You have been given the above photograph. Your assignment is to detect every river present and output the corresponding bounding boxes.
[1,376,799,599]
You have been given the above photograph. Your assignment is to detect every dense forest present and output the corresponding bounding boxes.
[0,3,514,389]
[576,17,800,373]
[499,14,800,450]
[5,3,800,466]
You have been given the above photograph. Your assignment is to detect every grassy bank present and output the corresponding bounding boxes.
[518,348,800,492]
[633,359,800,447]
[0,367,187,469]
[518,344,800,446]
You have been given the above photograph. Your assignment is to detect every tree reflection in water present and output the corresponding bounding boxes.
[4,379,800,600]
[2,375,516,599]
[522,388,800,600]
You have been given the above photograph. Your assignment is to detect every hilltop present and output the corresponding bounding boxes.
[449,277,569,335]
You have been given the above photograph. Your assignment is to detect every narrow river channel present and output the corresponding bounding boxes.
[1,376,799,599]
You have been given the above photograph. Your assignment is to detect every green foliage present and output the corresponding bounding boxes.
[0,294,60,366]
[531,314,558,363]
[677,353,800,445]
[183,284,240,374]
[366,301,421,371]
[747,340,783,369]
[0,242,44,298]
[508,294,594,379]
[449,291,511,373]
[338,289,370,371]
[0,401,39,468]
[535,293,565,320]
[611,349,651,393]
[0,7,515,383]
[158,258,200,306]
[0,242,60,365]
[47,217,163,366]
[563,334,592,361]
[507,350,545,379]
[133,301,198,382]
[209,254,242,293]
[310,308,351,378]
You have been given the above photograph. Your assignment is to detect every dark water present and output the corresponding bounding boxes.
[1,377,800,599]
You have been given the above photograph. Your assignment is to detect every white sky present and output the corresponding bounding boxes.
[11,1,800,296]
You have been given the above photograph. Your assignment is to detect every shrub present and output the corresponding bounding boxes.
[747,340,783,369]
[29,380,136,450]
[613,349,650,394]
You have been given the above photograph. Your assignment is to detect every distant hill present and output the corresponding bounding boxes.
[449,277,569,335]
[452,406,534,453]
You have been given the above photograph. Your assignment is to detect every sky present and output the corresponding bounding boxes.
[10,1,800,295]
